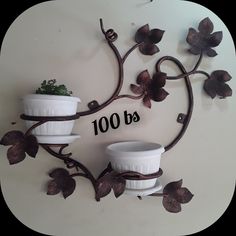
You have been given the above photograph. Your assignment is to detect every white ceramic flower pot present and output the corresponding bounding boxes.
[23,94,81,135]
[106,141,165,190]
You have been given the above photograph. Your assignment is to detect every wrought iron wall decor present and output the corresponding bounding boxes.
[0,17,232,213]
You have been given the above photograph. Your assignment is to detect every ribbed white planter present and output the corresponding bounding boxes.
[23,94,81,135]
[106,141,165,190]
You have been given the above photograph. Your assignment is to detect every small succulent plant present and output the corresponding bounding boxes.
[36,79,72,96]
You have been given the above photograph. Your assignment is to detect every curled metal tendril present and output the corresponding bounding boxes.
[64,159,79,170]
[105,29,118,42]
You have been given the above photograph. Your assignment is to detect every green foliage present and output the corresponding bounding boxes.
[35,79,72,96]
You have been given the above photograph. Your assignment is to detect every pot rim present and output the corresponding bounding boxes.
[23,94,81,103]
[106,141,165,157]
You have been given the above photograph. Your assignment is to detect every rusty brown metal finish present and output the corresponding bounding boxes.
[20,113,80,122]
[40,144,100,200]
[155,56,194,151]
[118,168,163,180]
[21,19,196,153]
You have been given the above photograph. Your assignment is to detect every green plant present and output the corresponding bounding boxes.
[35,79,72,96]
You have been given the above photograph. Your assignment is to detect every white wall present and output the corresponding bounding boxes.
[0,0,235,235]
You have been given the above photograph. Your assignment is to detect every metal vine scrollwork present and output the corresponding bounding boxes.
[0,17,232,213]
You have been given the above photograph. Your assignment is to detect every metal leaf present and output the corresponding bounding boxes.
[62,177,76,199]
[204,71,232,99]
[188,46,201,55]
[139,43,159,56]
[187,18,223,54]
[49,168,70,179]
[162,180,193,212]
[47,164,76,198]
[111,176,126,198]
[24,135,39,157]
[212,70,232,82]
[149,29,165,44]
[97,162,113,179]
[137,70,151,86]
[130,84,144,95]
[143,95,151,108]
[0,131,24,146]
[7,142,26,165]
[152,72,167,88]
[203,79,217,99]
[208,31,223,47]
[163,179,183,195]
[163,195,181,213]
[186,28,198,46]
[96,171,126,199]
[206,48,217,57]
[47,180,60,195]
[151,88,169,102]
[96,182,112,199]
[175,188,194,204]
[216,83,232,98]
[198,17,214,35]
[135,24,149,43]
[96,174,112,198]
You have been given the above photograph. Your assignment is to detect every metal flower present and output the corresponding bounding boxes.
[0,130,38,164]
[204,70,232,99]
[162,179,194,213]
[130,70,169,108]
[186,17,223,57]
[135,24,164,55]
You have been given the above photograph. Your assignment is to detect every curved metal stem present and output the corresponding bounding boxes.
[194,70,210,79]
[192,52,203,72]
[77,19,124,117]
[75,20,144,116]
[21,20,204,156]
[149,193,167,197]
[165,52,204,80]
[122,43,142,63]
[24,121,46,136]
[167,70,210,81]
[165,53,203,80]
[20,19,143,122]
[21,113,80,122]
[156,56,194,152]
[41,144,99,201]
[114,93,144,100]
[70,173,88,178]
[117,168,163,180]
